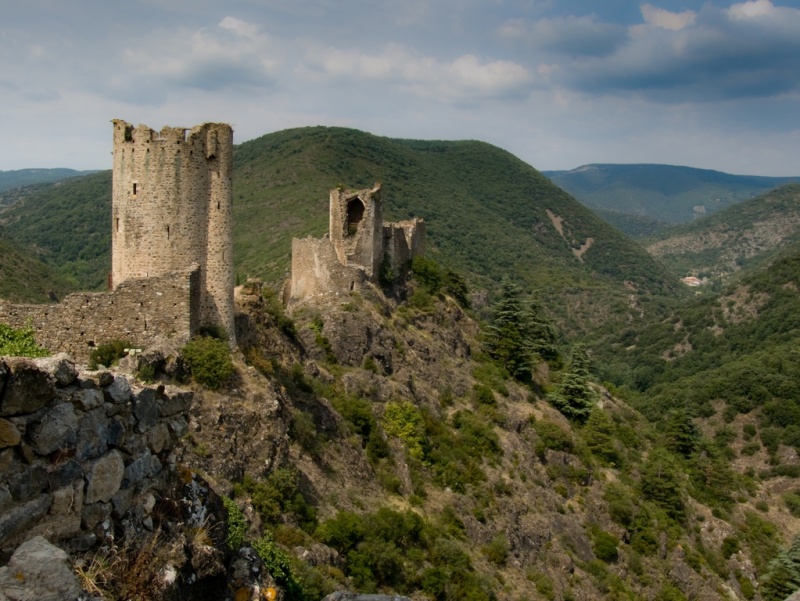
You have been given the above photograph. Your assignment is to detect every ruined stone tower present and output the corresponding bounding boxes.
[111,120,235,342]
[290,184,425,301]
[329,184,384,278]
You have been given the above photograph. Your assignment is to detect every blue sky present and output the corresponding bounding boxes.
[1,0,799,175]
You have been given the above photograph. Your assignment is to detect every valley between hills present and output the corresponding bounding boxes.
[3,127,800,601]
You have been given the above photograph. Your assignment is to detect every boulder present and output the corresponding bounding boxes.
[104,376,131,404]
[133,388,159,432]
[29,403,78,456]
[0,419,21,448]
[0,359,55,417]
[0,536,82,601]
[33,354,78,387]
[0,494,51,547]
[85,450,125,504]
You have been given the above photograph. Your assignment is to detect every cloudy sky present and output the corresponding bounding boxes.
[2,0,799,175]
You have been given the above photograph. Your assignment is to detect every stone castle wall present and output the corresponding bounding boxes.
[291,236,368,299]
[111,120,234,341]
[0,355,193,551]
[290,185,425,302]
[0,269,199,362]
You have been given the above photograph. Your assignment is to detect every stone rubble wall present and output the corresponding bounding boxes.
[0,354,193,554]
[0,269,198,363]
[383,218,426,273]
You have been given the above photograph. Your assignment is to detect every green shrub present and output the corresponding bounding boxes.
[784,493,800,517]
[181,336,234,390]
[534,420,573,457]
[472,384,496,406]
[252,532,307,600]
[222,496,247,551]
[89,339,130,369]
[483,533,509,566]
[290,410,322,455]
[236,467,317,531]
[382,401,425,460]
[591,529,619,562]
[0,323,48,357]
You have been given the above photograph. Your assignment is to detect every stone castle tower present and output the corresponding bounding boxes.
[290,183,425,301]
[111,119,235,342]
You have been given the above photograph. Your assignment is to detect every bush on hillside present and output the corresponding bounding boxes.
[89,339,131,369]
[181,335,234,390]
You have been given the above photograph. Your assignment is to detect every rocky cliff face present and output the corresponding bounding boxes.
[0,281,787,600]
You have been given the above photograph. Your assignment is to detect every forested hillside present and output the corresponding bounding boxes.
[645,184,800,281]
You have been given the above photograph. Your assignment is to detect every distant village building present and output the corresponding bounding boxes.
[290,184,425,301]
[682,276,702,287]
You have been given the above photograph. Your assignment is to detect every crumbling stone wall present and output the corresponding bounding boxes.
[0,269,198,362]
[111,120,235,342]
[0,355,192,553]
[290,185,425,302]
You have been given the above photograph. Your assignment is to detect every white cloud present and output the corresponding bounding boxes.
[728,0,776,19]
[302,44,533,102]
[640,4,696,31]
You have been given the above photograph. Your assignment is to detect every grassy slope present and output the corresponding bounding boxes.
[547,163,799,225]
[644,183,800,279]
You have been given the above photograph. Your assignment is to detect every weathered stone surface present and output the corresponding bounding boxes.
[7,466,47,502]
[123,450,161,487]
[147,422,170,453]
[0,485,11,512]
[85,450,125,504]
[28,403,78,455]
[111,486,133,517]
[47,459,83,490]
[159,388,193,417]
[167,416,188,438]
[74,387,103,411]
[133,388,158,432]
[33,354,78,387]
[50,482,83,516]
[107,417,127,447]
[0,494,51,547]
[0,419,21,448]
[105,375,131,404]
[75,408,109,460]
[0,536,82,601]
[81,501,112,530]
[0,359,55,417]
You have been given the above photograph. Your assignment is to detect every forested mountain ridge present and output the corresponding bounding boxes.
[644,183,800,282]
[546,163,799,237]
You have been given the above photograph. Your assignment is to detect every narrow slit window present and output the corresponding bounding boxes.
[166,225,170,239]
[132,182,137,195]
[115,218,119,233]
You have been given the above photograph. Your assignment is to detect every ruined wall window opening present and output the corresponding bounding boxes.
[124,126,133,142]
[346,199,365,236]
[166,225,170,240]
[350,281,355,291]
[115,218,119,233]
[132,182,137,196]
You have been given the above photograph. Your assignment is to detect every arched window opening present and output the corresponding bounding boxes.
[346,199,365,236]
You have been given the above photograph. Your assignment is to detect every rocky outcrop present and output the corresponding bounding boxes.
[0,536,82,601]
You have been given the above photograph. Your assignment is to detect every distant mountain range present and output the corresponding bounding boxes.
[545,164,800,237]
[0,168,97,195]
